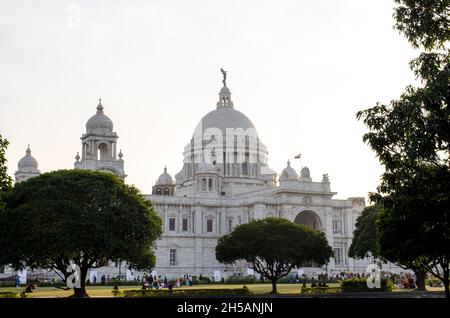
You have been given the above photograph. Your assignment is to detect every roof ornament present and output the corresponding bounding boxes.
[97,98,103,113]
[220,68,227,86]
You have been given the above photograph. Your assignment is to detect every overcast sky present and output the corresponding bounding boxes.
[0,0,418,200]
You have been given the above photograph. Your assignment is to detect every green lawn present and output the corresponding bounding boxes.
[0,283,444,298]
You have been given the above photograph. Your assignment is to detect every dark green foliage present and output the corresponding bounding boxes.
[349,205,382,259]
[393,0,449,50]
[0,292,19,298]
[0,134,13,213]
[225,275,257,284]
[0,169,162,297]
[122,287,251,297]
[341,278,394,292]
[300,286,341,294]
[215,218,333,293]
[356,0,450,298]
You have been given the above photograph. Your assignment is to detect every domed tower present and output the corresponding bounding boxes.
[74,99,126,178]
[174,69,276,196]
[279,160,299,186]
[152,167,175,195]
[15,145,40,183]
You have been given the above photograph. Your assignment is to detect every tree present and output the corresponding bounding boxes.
[348,205,381,260]
[349,205,427,291]
[356,0,449,297]
[215,217,333,293]
[0,134,13,212]
[376,165,449,295]
[0,170,162,297]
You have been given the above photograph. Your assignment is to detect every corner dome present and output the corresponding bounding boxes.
[86,99,114,134]
[18,145,39,172]
[197,161,218,174]
[157,167,173,184]
[280,160,298,180]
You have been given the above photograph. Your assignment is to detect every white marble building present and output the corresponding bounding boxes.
[7,73,385,280]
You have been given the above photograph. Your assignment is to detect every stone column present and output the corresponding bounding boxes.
[254,204,265,220]
[324,207,335,269]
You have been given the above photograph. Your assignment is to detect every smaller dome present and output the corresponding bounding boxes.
[197,161,217,174]
[18,145,39,172]
[86,99,114,133]
[157,167,173,184]
[299,166,312,181]
[280,160,298,180]
[219,85,231,95]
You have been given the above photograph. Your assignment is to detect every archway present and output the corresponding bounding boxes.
[294,210,323,231]
[97,143,108,161]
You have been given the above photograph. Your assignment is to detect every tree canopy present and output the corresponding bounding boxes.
[0,169,162,297]
[348,205,381,260]
[215,217,333,293]
[0,134,12,212]
[356,0,449,298]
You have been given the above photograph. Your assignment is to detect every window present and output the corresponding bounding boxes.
[0,265,5,274]
[333,217,341,234]
[182,218,188,232]
[156,188,162,195]
[208,178,213,191]
[228,219,233,233]
[202,178,207,191]
[242,161,248,175]
[169,249,177,266]
[163,188,170,195]
[207,219,213,233]
[169,218,176,231]
[334,248,342,265]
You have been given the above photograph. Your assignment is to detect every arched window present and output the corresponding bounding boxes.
[202,178,207,191]
[156,188,162,195]
[208,178,213,191]
[97,143,108,161]
[163,188,170,195]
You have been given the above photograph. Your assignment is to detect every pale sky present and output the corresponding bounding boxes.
[0,0,418,200]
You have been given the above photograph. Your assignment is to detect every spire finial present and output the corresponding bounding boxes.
[220,68,227,86]
[26,144,31,155]
[97,98,104,113]
[75,152,80,162]
[164,166,167,173]
[118,149,123,159]
[217,68,234,108]
[287,160,290,166]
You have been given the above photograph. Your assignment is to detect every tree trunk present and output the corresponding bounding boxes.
[414,270,426,291]
[72,268,89,298]
[444,271,449,300]
[270,279,277,294]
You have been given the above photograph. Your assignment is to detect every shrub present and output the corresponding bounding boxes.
[341,278,394,292]
[300,286,341,294]
[0,292,19,298]
[122,287,252,297]
[225,275,257,284]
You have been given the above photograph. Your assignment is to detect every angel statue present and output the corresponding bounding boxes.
[220,68,227,86]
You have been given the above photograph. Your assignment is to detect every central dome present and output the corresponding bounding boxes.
[199,107,257,136]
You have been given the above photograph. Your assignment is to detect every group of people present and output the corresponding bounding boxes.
[141,273,195,290]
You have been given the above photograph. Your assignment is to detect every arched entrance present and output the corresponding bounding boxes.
[294,210,324,269]
[294,210,323,231]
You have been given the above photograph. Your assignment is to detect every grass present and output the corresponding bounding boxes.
[0,283,444,298]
